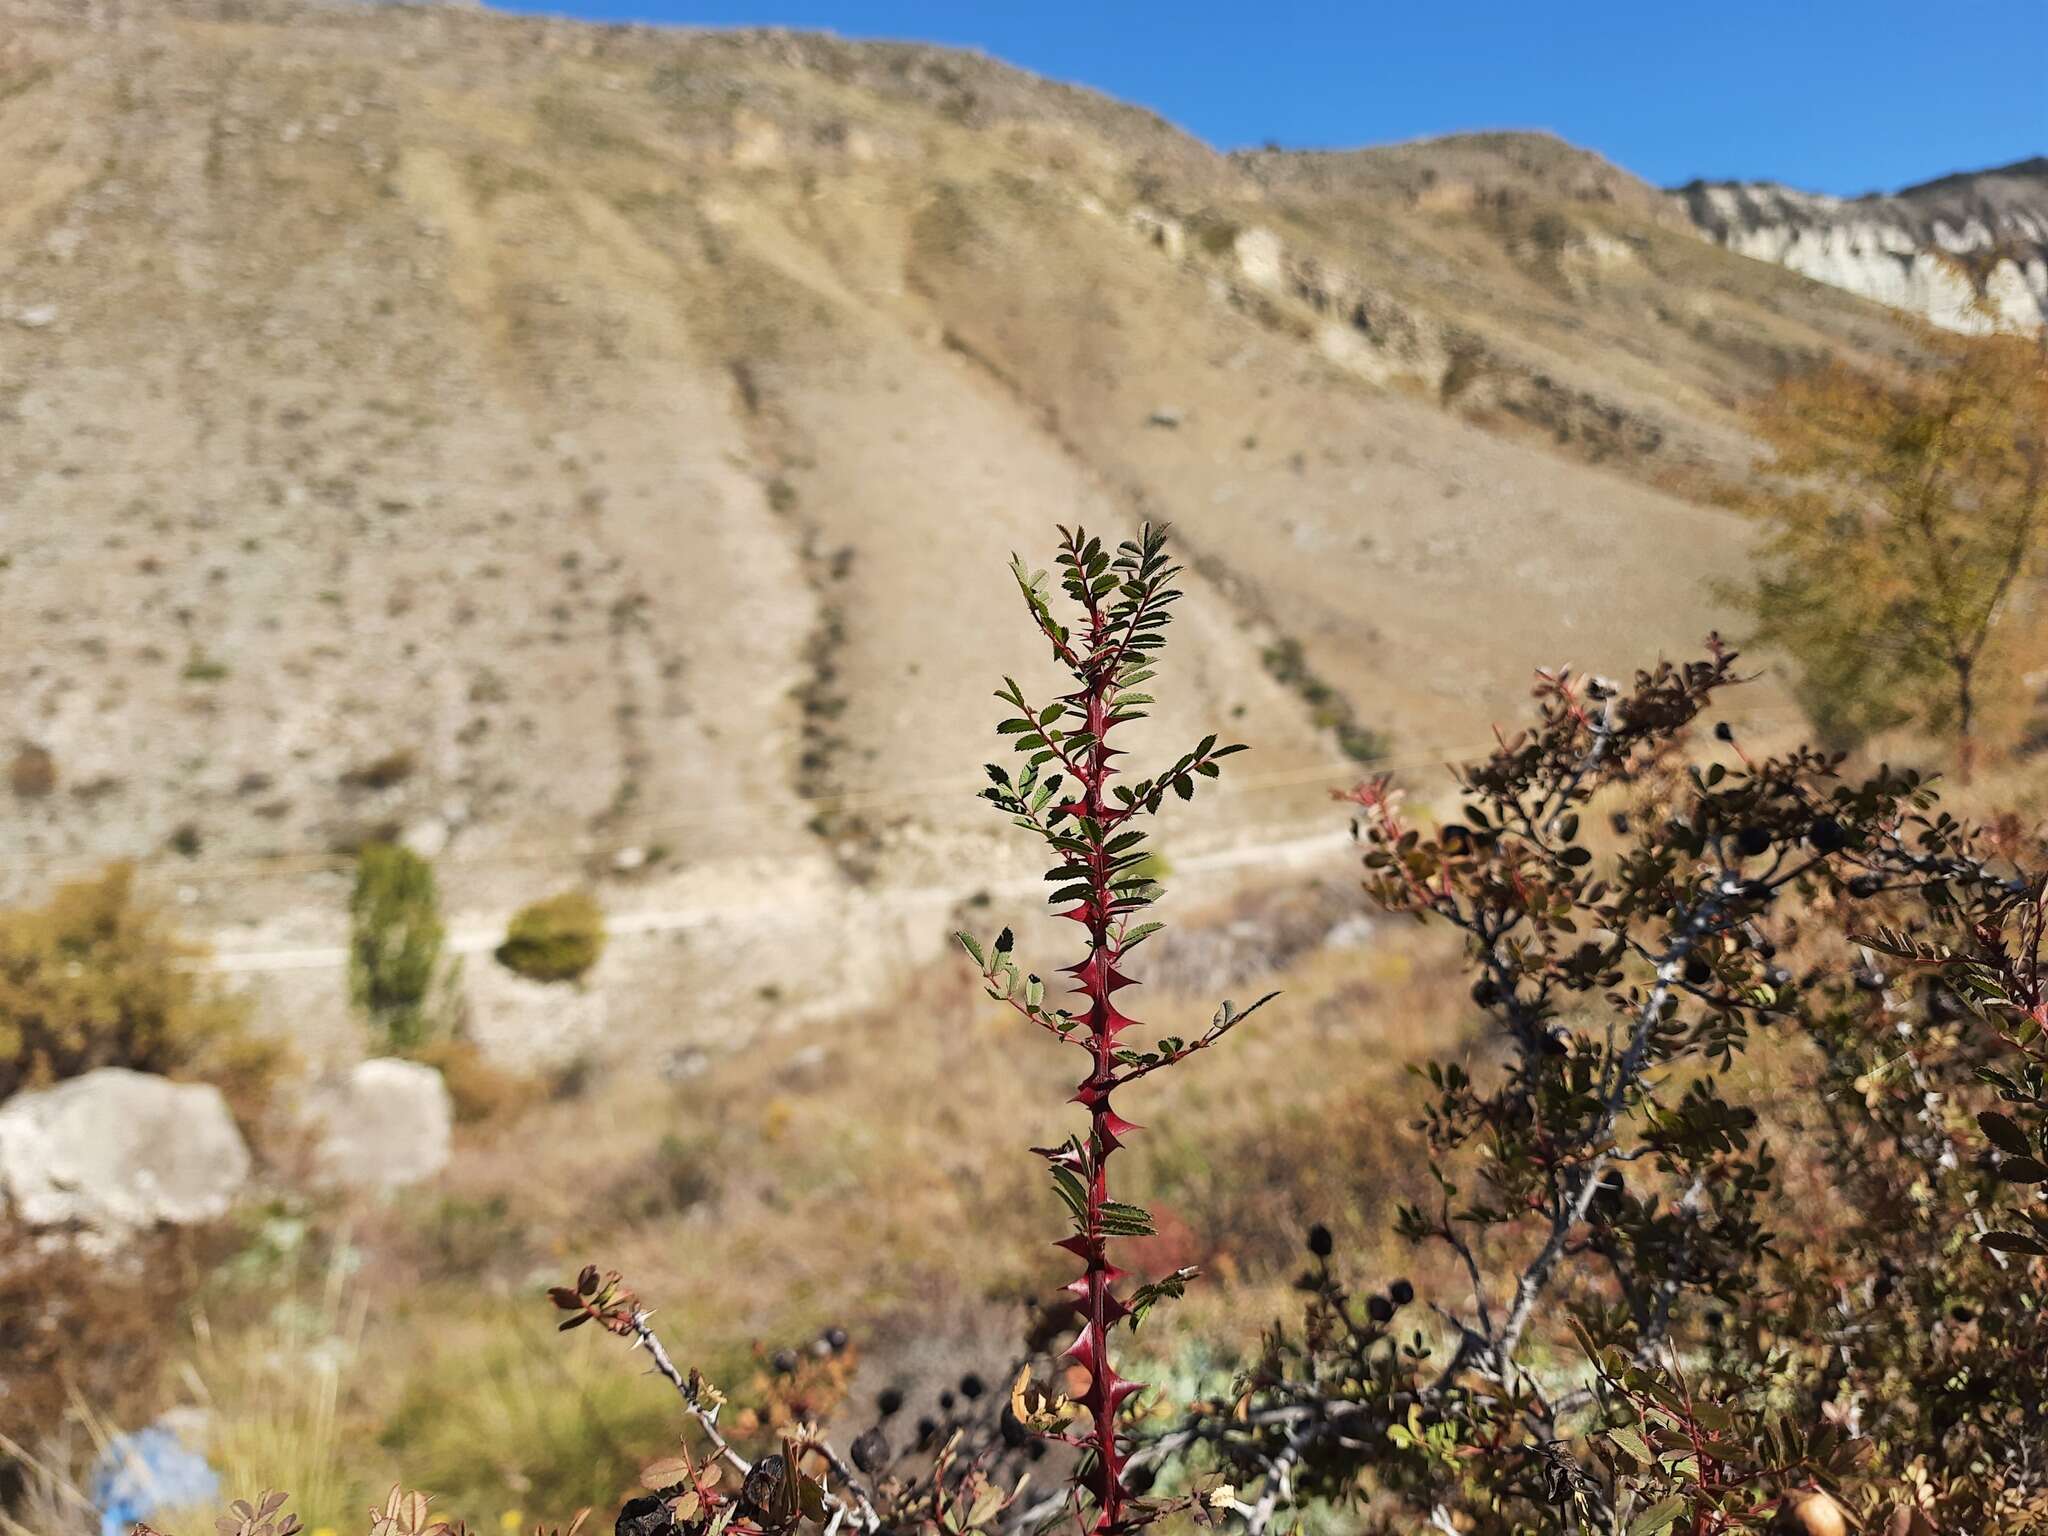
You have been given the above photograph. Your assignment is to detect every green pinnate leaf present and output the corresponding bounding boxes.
[1125,1266,1198,1331]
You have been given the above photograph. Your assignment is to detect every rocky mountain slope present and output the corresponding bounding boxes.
[1675,157,2048,333]
[0,0,1935,1053]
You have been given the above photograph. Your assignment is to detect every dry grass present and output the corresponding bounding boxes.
[0,1222,227,1491]
[165,1255,370,1535]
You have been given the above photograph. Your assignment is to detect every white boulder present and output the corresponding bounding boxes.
[0,1068,251,1234]
[305,1057,452,1190]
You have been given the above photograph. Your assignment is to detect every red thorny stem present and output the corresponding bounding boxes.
[1059,576,1141,1533]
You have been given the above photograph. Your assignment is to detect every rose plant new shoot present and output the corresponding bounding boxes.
[956,522,1274,1535]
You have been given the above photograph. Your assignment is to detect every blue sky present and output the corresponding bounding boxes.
[485,1,2045,195]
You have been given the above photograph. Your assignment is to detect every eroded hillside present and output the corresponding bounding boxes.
[0,0,1929,1055]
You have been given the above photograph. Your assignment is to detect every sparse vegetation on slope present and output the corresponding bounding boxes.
[0,0,1932,902]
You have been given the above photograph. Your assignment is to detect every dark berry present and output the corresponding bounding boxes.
[851,1428,891,1475]
[1713,721,1734,743]
[1854,969,1886,992]
[1366,1295,1395,1324]
[939,1390,956,1412]
[1389,1278,1414,1306]
[1307,1223,1334,1258]
[959,1372,985,1399]
[1471,978,1500,1008]
[824,1326,850,1353]
[1610,812,1631,836]
[1950,1305,1976,1324]
[741,1455,788,1517]
[615,1494,675,1536]
[915,1416,939,1448]
[1808,815,1847,853]
[1684,955,1713,986]
[771,1348,799,1375]
[1735,825,1771,858]
[876,1387,904,1417]
[1704,1309,1724,1331]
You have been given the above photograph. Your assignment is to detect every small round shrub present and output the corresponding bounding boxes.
[495,889,605,983]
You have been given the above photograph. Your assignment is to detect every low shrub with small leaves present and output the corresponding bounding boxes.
[1128,647,2048,1534]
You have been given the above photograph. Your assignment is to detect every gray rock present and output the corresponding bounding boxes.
[0,1068,251,1234]
[306,1057,452,1189]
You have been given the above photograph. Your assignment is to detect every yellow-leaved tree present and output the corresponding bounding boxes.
[1737,331,2047,778]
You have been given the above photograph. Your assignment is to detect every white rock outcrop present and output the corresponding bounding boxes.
[0,1068,252,1234]
[305,1057,452,1190]
[1673,159,2048,334]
